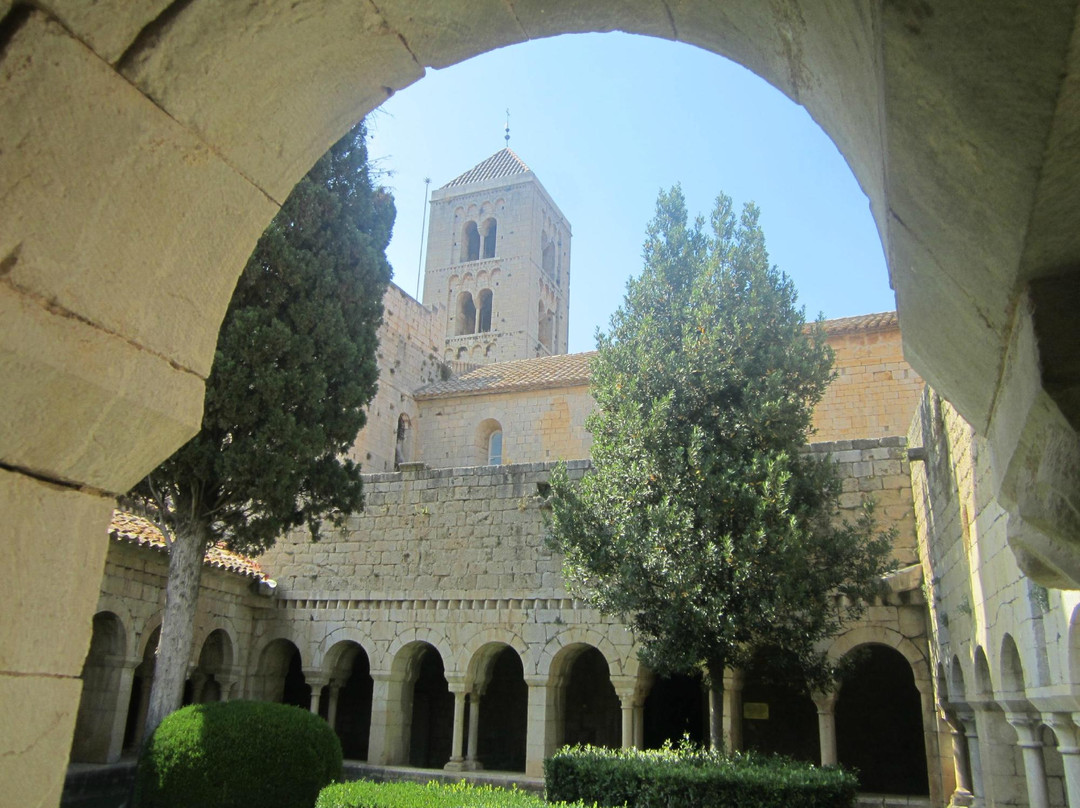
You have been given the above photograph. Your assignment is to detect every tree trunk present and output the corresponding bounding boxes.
[143,519,208,743]
[707,659,724,752]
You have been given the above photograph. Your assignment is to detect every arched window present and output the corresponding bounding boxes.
[542,232,556,273]
[488,430,503,465]
[477,419,503,465]
[394,414,411,470]
[461,221,480,262]
[477,289,493,332]
[538,303,554,353]
[481,218,497,258]
[456,291,476,335]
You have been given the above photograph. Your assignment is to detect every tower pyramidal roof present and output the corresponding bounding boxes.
[441,148,531,189]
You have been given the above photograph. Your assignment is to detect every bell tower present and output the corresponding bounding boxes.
[422,148,571,366]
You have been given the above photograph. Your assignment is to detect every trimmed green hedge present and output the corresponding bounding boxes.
[316,779,591,808]
[544,744,858,808]
[136,700,343,808]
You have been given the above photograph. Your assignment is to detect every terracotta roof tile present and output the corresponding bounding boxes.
[441,148,531,189]
[817,311,898,335]
[415,352,595,398]
[416,312,900,398]
[109,511,267,580]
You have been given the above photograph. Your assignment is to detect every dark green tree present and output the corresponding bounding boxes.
[547,186,893,749]
[129,120,393,739]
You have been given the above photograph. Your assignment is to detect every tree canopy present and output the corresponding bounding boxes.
[128,119,394,736]
[547,186,893,744]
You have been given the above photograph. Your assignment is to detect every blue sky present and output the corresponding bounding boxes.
[367,33,894,355]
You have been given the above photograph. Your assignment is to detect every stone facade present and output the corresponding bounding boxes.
[65,144,1070,808]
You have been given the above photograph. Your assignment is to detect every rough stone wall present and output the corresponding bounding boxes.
[414,386,594,469]
[909,390,1079,808]
[813,325,924,442]
[348,283,446,473]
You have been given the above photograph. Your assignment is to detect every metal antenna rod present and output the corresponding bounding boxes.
[415,176,431,300]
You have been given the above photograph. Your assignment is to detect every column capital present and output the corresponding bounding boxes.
[1005,712,1044,747]
[811,690,838,714]
[1045,712,1080,753]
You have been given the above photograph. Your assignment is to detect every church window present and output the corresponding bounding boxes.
[481,218,498,258]
[477,289,493,332]
[461,222,480,262]
[538,304,554,353]
[542,232,556,274]
[394,414,411,470]
[456,292,476,335]
[488,430,503,465]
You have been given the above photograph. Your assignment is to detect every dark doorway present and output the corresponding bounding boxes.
[477,647,527,771]
[837,645,928,794]
[741,648,819,763]
[336,649,374,760]
[643,672,706,749]
[563,647,620,748]
[409,647,453,768]
[281,648,311,709]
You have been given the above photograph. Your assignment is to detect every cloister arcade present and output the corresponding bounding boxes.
[71,601,938,794]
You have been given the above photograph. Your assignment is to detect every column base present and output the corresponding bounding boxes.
[443,759,467,772]
[949,788,975,808]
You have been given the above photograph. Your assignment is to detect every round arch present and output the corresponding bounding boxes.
[456,629,531,684]
[537,628,633,681]
[828,625,931,690]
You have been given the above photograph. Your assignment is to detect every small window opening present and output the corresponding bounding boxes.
[478,289,493,333]
[542,232,556,274]
[461,222,480,262]
[538,304,554,353]
[394,414,411,470]
[482,218,497,259]
[488,430,503,465]
[456,292,476,335]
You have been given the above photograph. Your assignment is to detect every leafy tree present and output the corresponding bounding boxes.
[547,186,893,749]
[128,120,393,739]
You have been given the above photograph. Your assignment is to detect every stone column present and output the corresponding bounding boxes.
[326,683,342,730]
[465,694,483,770]
[306,675,328,715]
[1006,712,1050,808]
[368,671,407,765]
[444,687,468,771]
[1045,712,1080,808]
[958,711,984,808]
[812,691,839,766]
[634,703,645,750]
[525,676,555,778]
[620,694,635,749]
[722,668,744,753]
[944,711,974,808]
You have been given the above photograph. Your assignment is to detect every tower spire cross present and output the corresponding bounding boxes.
[505,109,510,146]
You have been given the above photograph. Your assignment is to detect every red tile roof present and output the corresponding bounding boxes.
[417,312,901,398]
[817,310,898,335]
[416,351,595,399]
[441,148,531,189]
[109,511,267,580]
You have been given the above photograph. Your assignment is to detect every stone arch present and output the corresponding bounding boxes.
[481,217,497,258]
[456,629,531,682]
[385,639,453,768]
[835,642,930,795]
[5,3,1080,798]
[475,417,503,466]
[973,646,993,698]
[949,654,967,703]
[455,290,476,335]
[321,638,374,761]
[460,220,480,262]
[999,633,1026,696]
[190,627,235,703]
[71,611,131,763]
[384,629,453,679]
[252,637,307,706]
[536,628,630,680]
[827,625,931,689]
[477,288,493,332]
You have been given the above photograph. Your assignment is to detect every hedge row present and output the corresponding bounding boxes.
[317,779,593,808]
[544,744,858,808]
[135,701,343,808]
